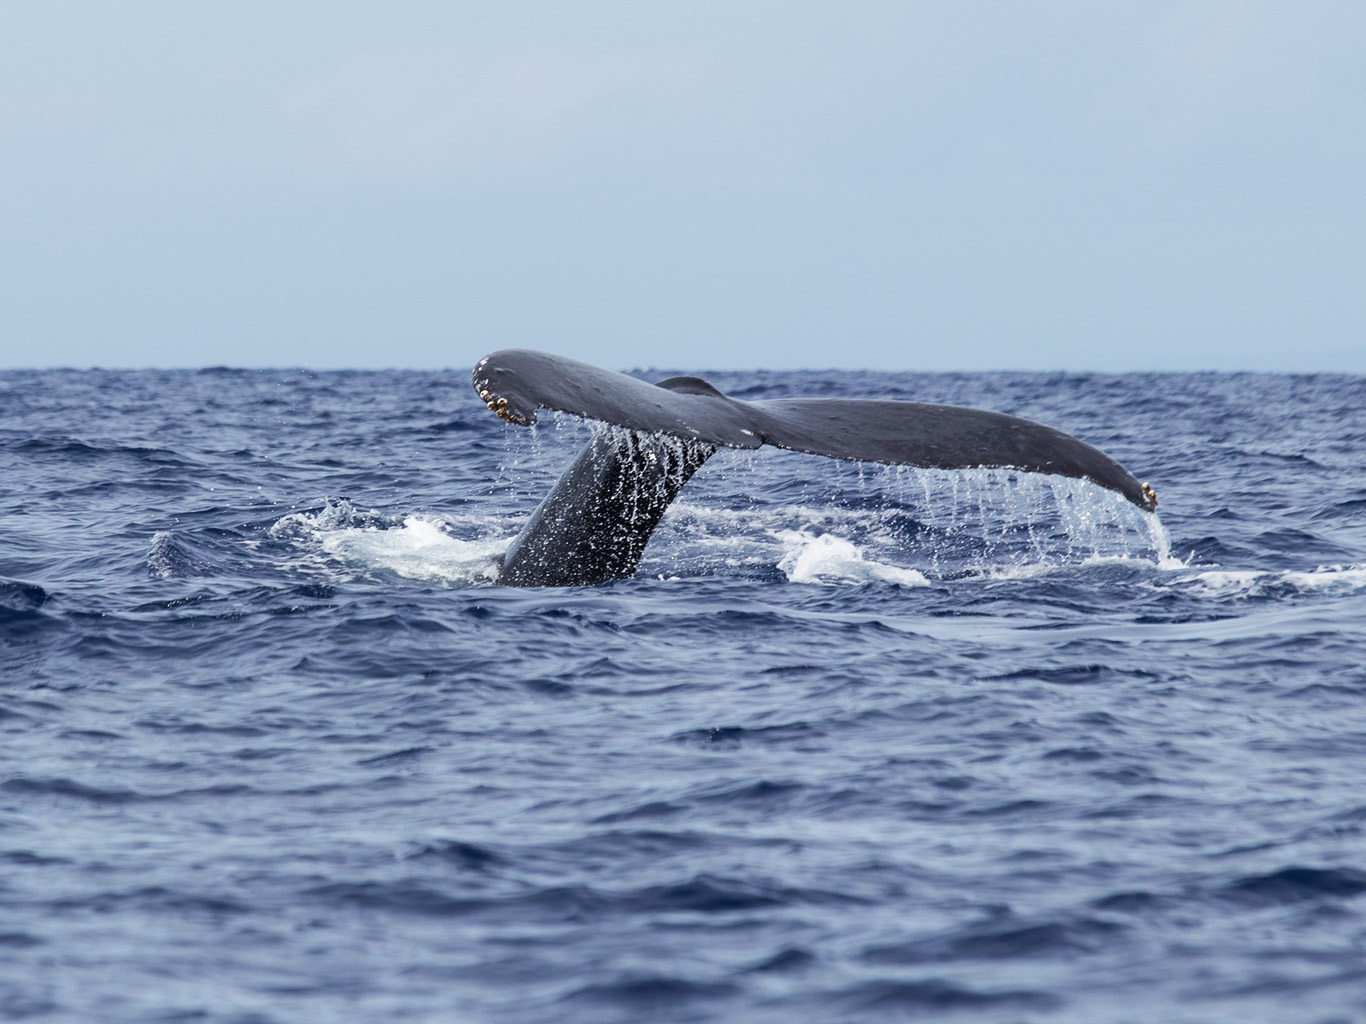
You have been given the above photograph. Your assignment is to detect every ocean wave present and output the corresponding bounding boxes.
[1183,563,1366,599]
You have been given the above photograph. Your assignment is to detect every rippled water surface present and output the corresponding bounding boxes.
[2,366,1364,1023]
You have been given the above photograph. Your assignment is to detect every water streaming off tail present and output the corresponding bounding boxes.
[650,453,1172,583]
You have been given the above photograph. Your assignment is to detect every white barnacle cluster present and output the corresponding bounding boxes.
[471,357,530,425]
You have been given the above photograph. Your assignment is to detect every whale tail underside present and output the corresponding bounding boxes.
[473,349,1157,586]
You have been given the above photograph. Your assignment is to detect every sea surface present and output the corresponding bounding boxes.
[2,365,1364,1023]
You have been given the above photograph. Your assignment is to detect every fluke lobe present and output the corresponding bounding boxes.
[472,349,1157,587]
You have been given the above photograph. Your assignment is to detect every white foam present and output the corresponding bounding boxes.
[773,530,928,586]
[271,501,506,585]
[318,517,504,584]
[1185,564,1366,598]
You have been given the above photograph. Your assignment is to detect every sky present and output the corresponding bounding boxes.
[1,1,1363,372]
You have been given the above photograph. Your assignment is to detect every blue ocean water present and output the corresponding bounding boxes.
[2,365,1364,1024]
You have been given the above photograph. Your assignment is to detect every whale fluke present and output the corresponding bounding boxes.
[472,349,1157,586]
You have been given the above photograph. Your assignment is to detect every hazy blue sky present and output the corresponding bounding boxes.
[2,2,1362,371]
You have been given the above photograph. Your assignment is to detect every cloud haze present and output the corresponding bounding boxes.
[2,2,1362,370]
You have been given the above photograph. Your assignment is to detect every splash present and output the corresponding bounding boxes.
[316,517,503,584]
[270,500,506,585]
[773,530,928,586]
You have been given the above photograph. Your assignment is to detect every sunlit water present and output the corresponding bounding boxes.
[2,367,1364,1023]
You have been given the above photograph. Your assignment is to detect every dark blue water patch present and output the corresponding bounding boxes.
[0,577,47,610]
[1090,889,1179,914]
[355,744,431,768]
[0,578,51,640]
[591,801,689,825]
[669,721,824,748]
[47,885,252,917]
[3,436,192,464]
[825,977,1062,1014]
[556,974,740,1021]
[863,913,1127,963]
[0,931,45,948]
[407,839,508,870]
[1311,495,1366,520]
[1180,532,1259,564]
[1220,867,1366,906]
[1,776,259,806]
[0,993,57,1021]
[742,945,816,974]
[1255,524,1360,561]
[522,829,735,874]
[306,869,841,923]
[0,850,72,867]
[982,663,1151,687]
[1,776,141,804]
[303,878,570,918]
[416,418,483,435]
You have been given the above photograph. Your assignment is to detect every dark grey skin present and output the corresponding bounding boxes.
[498,418,717,587]
[473,350,1157,587]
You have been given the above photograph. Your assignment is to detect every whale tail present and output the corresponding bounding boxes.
[474,349,1157,586]
[499,422,716,587]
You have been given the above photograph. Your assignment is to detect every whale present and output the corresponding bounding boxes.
[472,350,1157,587]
